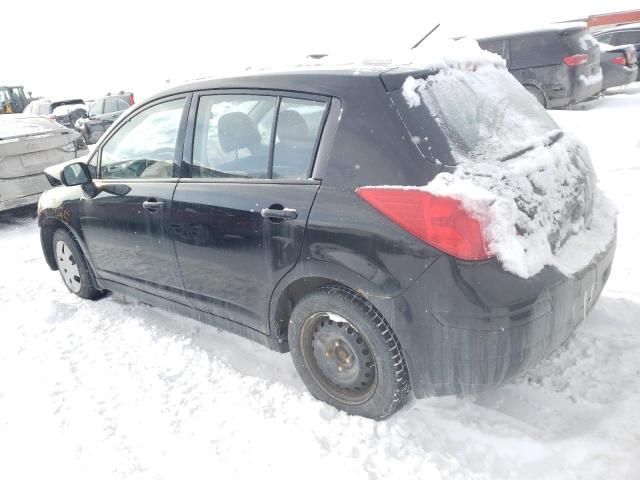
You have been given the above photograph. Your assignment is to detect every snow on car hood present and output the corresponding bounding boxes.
[393,41,616,279]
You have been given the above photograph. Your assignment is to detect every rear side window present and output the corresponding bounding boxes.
[192,95,276,179]
[273,98,326,180]
[192,94,327,180]
[509,34,560,69]
[614,30,640,45]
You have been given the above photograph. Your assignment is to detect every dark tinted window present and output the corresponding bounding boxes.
[272,98,326,180]
[479,39,510,62]
[509,34,560,69]
[192,95,276,179]
[614,30,640,45]
[100,98,185,179]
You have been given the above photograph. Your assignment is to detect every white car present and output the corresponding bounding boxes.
[0,114,88,212]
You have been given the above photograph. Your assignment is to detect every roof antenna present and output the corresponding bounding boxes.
[411,24,441,49]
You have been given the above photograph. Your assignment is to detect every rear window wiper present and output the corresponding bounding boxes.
[498,130,564,162]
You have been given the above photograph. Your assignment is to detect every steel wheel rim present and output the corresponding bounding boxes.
[56,240,81,293]
[300,312,378,405]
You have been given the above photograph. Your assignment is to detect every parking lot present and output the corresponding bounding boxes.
[1,84,639,480]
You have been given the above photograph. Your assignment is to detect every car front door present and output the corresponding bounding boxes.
[171,92,329,333]
[79,95,189,297]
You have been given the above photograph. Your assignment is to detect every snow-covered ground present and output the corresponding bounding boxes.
[1,86,639,480]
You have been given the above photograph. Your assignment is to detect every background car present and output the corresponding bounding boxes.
[75,92,134,144]
[0,114,87,212]
[593,23,640,79]
[598,42,638,90]
[23,98,87,129]
[477,23,602,108]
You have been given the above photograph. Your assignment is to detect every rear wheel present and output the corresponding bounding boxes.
[53,229,103,300]
[525,85,546,108]
[288,285,411,419]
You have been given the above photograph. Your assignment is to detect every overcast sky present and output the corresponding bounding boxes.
[3,0,638,100]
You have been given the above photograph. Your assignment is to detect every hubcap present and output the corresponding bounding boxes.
[56,240,81,293]
[301,312,377,404]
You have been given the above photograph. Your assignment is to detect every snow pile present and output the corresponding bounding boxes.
[400,53,616,278]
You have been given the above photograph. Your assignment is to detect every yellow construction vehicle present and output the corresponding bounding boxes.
[0,86,30,114]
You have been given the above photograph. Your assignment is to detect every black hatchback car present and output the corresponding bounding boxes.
[478,23,602,107]
[38,59,615,419]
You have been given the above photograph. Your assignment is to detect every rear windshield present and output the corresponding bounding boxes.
[392,65,560,164]
[562,30,598,53]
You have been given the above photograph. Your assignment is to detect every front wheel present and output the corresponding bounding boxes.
[288,285,411,419]
[53,229,103,300]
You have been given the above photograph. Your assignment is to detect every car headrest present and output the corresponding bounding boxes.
[218,112,262,153]
[277,110,309,143]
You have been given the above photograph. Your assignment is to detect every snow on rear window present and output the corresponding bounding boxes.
[402,65,559,163]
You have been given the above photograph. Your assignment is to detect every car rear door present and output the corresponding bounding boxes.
[171,91,329,333]
[79,95,190,297]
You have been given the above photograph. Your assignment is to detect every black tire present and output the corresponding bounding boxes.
[525,85,546,108]
[288,284,411,419]
[52,229,103,300]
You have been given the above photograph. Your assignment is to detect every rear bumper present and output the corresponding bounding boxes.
[392,235,616,398]
[0,174,50,212]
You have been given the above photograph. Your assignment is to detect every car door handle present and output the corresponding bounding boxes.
[261,207,298,220]
[142,200,165,212]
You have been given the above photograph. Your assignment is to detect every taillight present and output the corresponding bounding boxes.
[129,94,135,105]
[356,187,492,261]
[563,54,589,67]
[611,56,627,66]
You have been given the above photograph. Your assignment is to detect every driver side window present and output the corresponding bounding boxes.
[99,98,185,179]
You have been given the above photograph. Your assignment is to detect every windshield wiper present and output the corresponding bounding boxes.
[498,130,564,162]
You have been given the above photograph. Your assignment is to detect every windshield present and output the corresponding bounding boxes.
[395,65,560,164]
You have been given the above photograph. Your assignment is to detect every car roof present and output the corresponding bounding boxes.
[146,64,394,102]
[477,22,586,41]
[595,22,640,34]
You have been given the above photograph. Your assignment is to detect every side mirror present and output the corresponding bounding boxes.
[61,162,92,187]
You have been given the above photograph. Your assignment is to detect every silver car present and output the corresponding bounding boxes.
[0,115,87,212]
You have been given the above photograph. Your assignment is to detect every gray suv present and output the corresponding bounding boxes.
[478,23,603,108]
